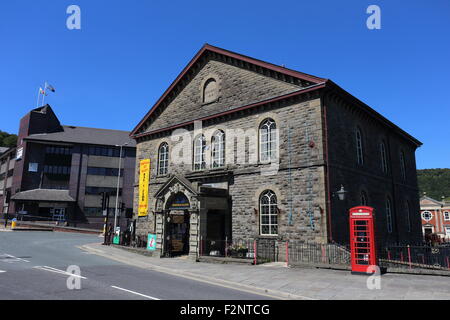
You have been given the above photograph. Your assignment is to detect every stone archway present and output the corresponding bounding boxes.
[153,177,199,258]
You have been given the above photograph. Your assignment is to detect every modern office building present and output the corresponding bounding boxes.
[0,105,136,229]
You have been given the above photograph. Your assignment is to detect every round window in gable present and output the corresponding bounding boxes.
[203,78,218,104]
[421,211,433,221]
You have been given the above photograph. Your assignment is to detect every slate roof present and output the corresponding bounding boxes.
[24,125,136,147]
[10,189,76,202]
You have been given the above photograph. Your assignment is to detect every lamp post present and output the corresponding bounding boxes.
[113,142,128,234]
[335,185,347,201]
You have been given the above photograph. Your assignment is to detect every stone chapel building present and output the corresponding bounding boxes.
[130,44,423,258]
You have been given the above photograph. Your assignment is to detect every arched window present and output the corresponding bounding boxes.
[203,78,218,104]
[158,142,169,175]
[356,128,364,165]
[259,190,278,236]
[405,201,411,232]
[386,197,393,233]
[193,135,206,171]
[259,118,277,162]
[211,130,225,168]
[361,191,368,206]
[380,141,388,174]
[400,151,406,181]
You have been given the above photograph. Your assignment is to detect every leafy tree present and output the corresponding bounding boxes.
[417,169,450,201]
[0,130,17,148]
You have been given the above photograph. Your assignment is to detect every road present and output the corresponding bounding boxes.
[0,231,273,300]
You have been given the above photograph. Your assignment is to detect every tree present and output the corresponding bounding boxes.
[0,130,17,148]
[417,169,450,201]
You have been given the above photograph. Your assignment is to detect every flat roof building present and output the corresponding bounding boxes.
[0,105,136,230]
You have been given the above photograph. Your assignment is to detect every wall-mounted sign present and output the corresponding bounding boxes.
[138,159,150,217]
[16,147,23,160]
[147,234,156,251]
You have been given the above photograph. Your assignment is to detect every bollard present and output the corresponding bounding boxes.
[407,245,412,269]
[11,218,17,229]
[285,241,289,267]
[253,240,257,265]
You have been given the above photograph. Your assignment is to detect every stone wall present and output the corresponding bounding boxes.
[324,93,423,246]
[134,95,328,244]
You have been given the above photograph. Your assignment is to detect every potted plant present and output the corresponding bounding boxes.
[227,243,248,258]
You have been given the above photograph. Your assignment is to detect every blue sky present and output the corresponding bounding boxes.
[0,0,449,169]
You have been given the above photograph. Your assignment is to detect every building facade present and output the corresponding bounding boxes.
[0,105,136,229]
[0,147,16,215]
[131,44,423,258]
[420,194,450,240]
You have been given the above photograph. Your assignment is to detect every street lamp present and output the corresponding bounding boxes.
[113,142,128,234]
[334,185,347,201]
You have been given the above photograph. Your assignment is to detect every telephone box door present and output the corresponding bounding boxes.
[349,206,378,274]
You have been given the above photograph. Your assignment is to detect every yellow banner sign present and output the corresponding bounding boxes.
[138,159,150,217]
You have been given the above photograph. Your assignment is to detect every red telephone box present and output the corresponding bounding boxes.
[349,206,378,274]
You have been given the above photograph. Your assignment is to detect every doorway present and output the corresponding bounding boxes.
[165,210,190,257]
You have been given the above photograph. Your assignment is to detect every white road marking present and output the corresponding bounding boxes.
[33,266,87,279]
[110,285,160,300]
[0,270,5,273]
[0,254,30,263]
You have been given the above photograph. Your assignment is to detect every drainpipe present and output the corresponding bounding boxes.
[322,95,333,243]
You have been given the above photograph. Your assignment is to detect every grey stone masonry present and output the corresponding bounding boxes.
[132,45,422,259]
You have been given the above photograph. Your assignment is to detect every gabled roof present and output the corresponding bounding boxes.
[420,195,444,206]
[154,175,198,198]
[131,44,422,148]
[130,43,327,136]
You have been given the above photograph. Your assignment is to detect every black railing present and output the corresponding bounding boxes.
[287,241,350,267]
[378,245,450,270]
[200,238,279,264]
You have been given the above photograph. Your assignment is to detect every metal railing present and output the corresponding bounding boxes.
[287,241,350,267]
[378,245,450,271]
[199,238,278,264]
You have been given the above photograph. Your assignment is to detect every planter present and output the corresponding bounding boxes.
[229,249,248,258]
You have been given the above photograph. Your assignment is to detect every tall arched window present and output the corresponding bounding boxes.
[158,142,169,175]
[400,151,406,181]
[361,191,368,206]
[259,118,277,162]
[211,130,225,168]
[356,128,364,165]
[260,190,278,236]
[193,135,206,171]
[386,197,393,233]
[405,201,411,233]
[380,141,388,174]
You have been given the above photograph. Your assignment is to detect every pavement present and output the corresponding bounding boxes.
[81,242,450,300]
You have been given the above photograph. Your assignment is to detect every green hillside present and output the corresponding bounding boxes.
[0,130,17,148]
[417,169,450,201]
